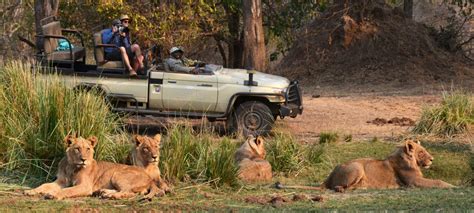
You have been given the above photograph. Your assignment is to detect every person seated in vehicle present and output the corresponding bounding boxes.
[119,14,144,72]
[101,19,139,76]
[165,46,205,74]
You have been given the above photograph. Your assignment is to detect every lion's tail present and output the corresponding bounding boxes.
[274,181,324,191]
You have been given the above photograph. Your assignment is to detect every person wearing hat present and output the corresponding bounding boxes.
[165,47,205,74]
[101,19,138,76]
[119,14,144,73]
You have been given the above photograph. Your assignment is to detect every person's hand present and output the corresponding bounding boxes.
[191,68,200,75]
[112,26,118,33]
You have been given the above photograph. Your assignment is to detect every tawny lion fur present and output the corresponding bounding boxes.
[24,135,160,200]
[132,134,171,194]
[279,140,454,191]
[235,135,272,182]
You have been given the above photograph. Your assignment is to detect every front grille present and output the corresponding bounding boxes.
[286,81,302,106]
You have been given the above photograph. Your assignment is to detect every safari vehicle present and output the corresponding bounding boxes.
[35,16,303,135]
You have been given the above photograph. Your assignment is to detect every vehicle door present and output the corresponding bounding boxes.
[162,72,218,113]
[148,71,165,109]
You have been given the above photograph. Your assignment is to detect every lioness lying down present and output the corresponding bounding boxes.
[132,134,171,194]
[235,135,272,182]
[24,135,160,200]
[277,140,454,191]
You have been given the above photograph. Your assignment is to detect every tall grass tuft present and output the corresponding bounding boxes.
[265,132,305,175]
[160,125,239,187]
[319,132,339,144]
[0,61,129,183]
[413,90,473,136]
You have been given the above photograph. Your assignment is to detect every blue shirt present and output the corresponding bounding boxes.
[101,28,131,53]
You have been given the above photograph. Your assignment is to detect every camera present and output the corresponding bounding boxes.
[114,23,129,34]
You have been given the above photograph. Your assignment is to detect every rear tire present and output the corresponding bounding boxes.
[226,101,275,136]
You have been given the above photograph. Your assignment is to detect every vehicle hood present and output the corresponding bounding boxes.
[217,68,290,88]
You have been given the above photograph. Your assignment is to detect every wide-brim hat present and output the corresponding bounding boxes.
[120,14,130,21]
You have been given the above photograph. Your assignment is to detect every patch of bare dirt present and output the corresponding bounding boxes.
[281,94,440,141]
[244,194,323,207]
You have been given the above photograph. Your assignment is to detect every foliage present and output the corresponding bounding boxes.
[319,132,339,144]
[0,61,129,182]
[413,90,473,136]
[265,132,306,175]
[160,125,239,187]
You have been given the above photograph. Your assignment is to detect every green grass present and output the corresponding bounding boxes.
[265,132,306,176]
[160,125,239,187]
[1,136,472,210]
[0,61,129,184]
[319,132,339,144]
[413,90,474,136]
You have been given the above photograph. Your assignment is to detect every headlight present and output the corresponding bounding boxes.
[273,88,287,95]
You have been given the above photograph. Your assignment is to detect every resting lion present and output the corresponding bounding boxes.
[24,135,160,200]
[235,135,272,182]
[132,134,171,194]
[277,140,454,191]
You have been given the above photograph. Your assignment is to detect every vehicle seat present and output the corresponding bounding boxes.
[93,29,125,71]
[40,19,86,67]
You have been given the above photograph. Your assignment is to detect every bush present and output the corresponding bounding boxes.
[265,132,305,175]
[319,132,339,144]
[160,125,239,187]
[413,90,473,136]
[0,61,129,182]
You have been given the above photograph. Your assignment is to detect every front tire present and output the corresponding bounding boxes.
[227,101,275,136]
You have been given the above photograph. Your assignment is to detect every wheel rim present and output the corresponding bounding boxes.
[243,112,262,131]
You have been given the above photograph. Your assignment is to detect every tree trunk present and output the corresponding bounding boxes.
[34,0,59,51]
[404,0,413,19]
[224,5,243,68]
[242,0,266,71]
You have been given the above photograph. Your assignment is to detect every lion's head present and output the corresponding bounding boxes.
[133,134,161,166]
[399,139,434,169]
[64,135,98,168]
[246,135,266,159]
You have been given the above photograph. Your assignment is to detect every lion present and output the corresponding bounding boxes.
[276,140,454,192]
[132,134,171,194]
[235,135,272,182]
[24,135,161,200]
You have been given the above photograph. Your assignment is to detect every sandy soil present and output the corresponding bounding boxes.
[282,95,440,141]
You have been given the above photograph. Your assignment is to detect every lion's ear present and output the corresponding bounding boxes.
[404,141,415,155]
[64,135,75,147]
[134,135,144,147]
[153,134,162,143]
[255,135,263,146]
[88,136,98,148]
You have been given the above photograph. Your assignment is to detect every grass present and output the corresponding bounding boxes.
[413,90,474,136]
[319,132,339,144]
[160,125,239,187]
[0,139,471,211]
[265,132,306,176]
[0,61,129,184]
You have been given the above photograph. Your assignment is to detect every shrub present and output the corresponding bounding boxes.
[413,90,473,136]
[160,125,239,187]
[0,61,129,182]
[319,132,339,144]
[265,132,305,175]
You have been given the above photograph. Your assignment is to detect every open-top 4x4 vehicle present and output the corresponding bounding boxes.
[35,16,303,135]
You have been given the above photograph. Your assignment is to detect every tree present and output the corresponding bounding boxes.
[404,0,413,19]
[242,0,266,71]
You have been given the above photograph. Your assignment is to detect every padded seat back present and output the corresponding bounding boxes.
[41,21,62,58]
[94,29,124,69]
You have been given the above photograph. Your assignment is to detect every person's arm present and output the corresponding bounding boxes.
[166,58,193,73]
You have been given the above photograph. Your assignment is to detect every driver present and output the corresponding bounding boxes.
[165,47,205,74]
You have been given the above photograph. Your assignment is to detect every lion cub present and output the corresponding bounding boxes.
[132,134,170,194]
[235,135,272,182]
[24,135,160,200]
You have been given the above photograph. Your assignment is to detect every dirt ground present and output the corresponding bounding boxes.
[127,92,466,142]
[283,94,438,141]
